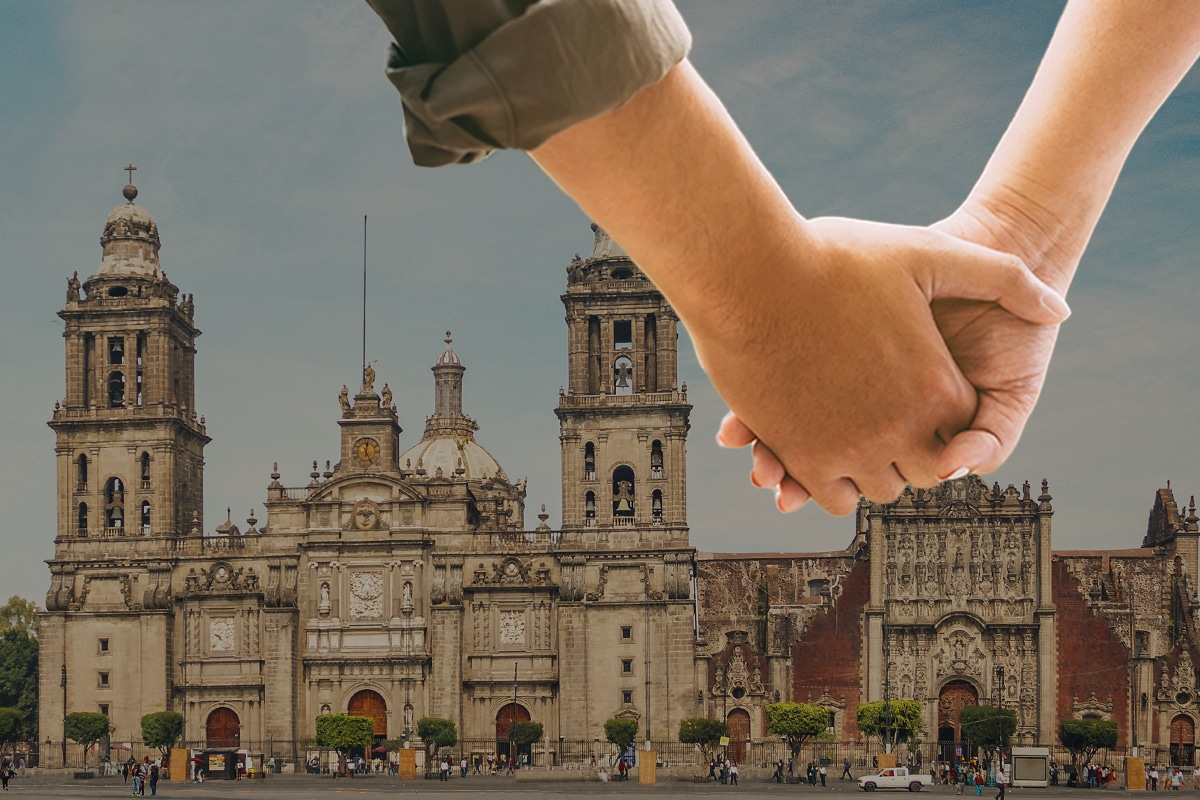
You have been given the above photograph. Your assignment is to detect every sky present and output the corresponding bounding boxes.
[1,1,1197,605]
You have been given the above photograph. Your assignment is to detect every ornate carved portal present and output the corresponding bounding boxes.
[937,680,979,758]
[205,707,240,748]
[726,708,751,763]
[348,689,388,737]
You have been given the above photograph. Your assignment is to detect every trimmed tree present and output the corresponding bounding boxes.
[0,629,38,740]
[958,706,1017,757]
[605,718,639,753]
[510,721,544,763]
[315,714,374,776]
[416,716,457,776]
[856,700,924,753]
[140,711,184,758]
[1059,718,1118,770]
[65,711,110,770]
[0,707,25,762]
[679,717,728,764]
[766,702,830,764]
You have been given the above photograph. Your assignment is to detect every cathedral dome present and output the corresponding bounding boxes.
[398,435,504,482]
[96,182,163,280]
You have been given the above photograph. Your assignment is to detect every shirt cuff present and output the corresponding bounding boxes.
[367,0,692,166]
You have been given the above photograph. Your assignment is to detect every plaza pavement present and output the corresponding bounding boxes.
[0,773,1186,799]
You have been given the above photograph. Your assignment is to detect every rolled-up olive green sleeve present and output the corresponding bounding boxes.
[364,0,692,166]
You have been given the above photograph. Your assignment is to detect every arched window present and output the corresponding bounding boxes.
[140,452,151,488]
[650,440,664,479]
[140,500,152,535]
[77,454,88,491]
[105,477,125,531]
[77,502,88,537]
[585,491,596,525]
[652,489,663,523]
[584,442,596,481]
[612,466,635,516]
[613,356,634,396]
[107,371,125,407]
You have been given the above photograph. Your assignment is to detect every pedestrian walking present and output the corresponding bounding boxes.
[995,766,1007,800]
[841,758,853,780]
[730,762,739,785]
[149,763,159,796]
[1151,766,1160,791]
[820,763,827,786]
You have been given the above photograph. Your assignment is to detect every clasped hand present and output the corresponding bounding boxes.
[694,213,1069,516]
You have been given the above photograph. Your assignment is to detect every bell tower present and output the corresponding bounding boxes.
[49,175,209,543]
[555,224,691,533]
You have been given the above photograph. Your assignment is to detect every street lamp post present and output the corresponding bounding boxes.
[61,664,67,766]
[178,660,187,750]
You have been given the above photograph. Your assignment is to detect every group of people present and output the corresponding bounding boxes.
[1146,764,1200,791]
[780,760,827,786]
[121,757,160,796]
[706,757,739,784]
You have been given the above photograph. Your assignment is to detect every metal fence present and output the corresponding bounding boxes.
[19,738,1182,775]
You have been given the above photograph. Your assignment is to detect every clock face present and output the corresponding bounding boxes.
[355,438,379,464]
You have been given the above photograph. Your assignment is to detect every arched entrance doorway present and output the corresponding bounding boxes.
[938,681,979,762]
[1171,715,1195,766]
[205,707,240,748]
[348,689,388,739]
[726,709,751,763]
[496,703,531,763]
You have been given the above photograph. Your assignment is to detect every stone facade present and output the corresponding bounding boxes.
[40,184,1200,766]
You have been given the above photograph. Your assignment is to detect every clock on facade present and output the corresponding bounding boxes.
[355,437,379,464]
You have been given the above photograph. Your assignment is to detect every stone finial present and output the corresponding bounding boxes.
[271,462,280,480]
[537,504,551,532]
[246,509,258,534]
[1187,496,1199,533]
[190,511,201,536]
[323,460,333,480]
[1038,478,1053,513]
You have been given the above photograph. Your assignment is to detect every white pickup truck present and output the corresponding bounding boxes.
[859,766,934,792]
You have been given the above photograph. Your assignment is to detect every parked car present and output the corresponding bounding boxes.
[859,766,934,792]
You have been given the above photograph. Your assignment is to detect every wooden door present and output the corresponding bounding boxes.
[348,689,388,737]
[727,709,751,763]
[205,707,240,748]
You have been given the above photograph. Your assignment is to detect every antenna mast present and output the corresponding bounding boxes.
[362,215,367,372]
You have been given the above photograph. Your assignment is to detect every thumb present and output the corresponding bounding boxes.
[934,390,1034,481]
[914,237,1070,326]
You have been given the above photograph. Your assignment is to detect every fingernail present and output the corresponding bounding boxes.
[775,488,789,513]
[750,471,763,488]
[941,466,970,481]
[716,431,731,448]
[1041,291,1071,321]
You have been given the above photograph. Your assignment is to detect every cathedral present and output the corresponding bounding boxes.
[38,180,1200,769]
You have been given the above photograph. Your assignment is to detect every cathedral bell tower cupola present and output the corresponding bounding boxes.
[50,171,209,544]
[555,224,691,535]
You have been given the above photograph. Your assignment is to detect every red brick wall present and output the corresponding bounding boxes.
[791,558,870,739]
[1053,560,1130,744]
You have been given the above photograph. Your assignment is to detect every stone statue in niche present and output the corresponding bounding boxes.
[381,383,392,409]
[338,385,351,412]
[319,582,331,616]
[402,581,413,608]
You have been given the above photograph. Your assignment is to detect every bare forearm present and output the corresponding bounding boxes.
[968,0,1200,292]
[529,59,809,338]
